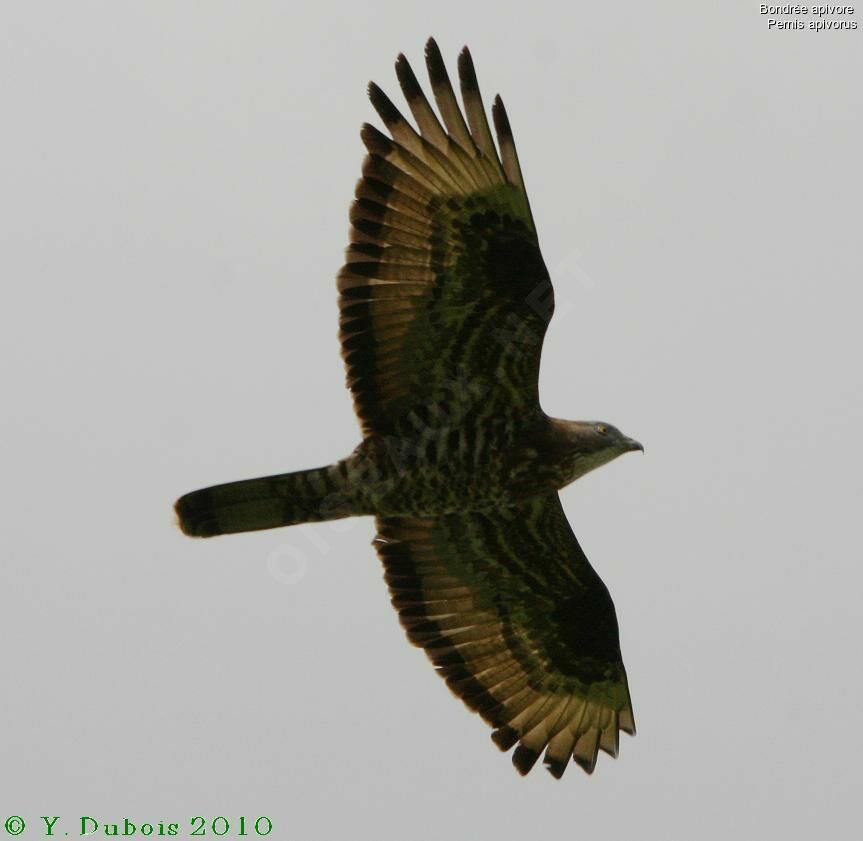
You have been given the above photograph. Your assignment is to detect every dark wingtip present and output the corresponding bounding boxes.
[366,81,382,103]
[619,707,636,736]
[367,82,400,126]
[457,47,479,93]
[492,94,512,136]
[573,752,598,775]
[491,727,519,752]
[543,756,568,780]
[360,122,393,155]
[395,53,422,101]
[512,744,541,776]
[424,37,448,87]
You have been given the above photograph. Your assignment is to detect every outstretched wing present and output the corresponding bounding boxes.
[340,39,554,436]
[375,494,634,778]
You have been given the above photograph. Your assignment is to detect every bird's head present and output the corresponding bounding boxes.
[547,418,643,484]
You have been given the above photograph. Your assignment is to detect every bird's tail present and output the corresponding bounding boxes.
[175,462,360,538]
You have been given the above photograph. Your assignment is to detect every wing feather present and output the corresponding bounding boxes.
[424,38,475,154]
[492,95,528,196]
[341,41,547,436]
[375,494,634,777]
[457,47,504,173]
[395,52,450,151]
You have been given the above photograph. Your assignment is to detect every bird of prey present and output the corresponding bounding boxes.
[175,39,643,778]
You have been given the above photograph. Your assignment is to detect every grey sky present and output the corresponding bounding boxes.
[2,2,861,839]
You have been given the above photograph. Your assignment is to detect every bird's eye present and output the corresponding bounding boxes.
[596,424,608,435]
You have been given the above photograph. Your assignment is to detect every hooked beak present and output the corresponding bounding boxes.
[623,437,644,453]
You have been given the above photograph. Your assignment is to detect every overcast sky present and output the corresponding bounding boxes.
[2,2,861,839]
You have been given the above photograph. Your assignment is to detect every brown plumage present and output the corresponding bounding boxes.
[175,39,643,779]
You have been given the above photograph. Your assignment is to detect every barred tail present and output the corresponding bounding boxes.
[174,463,357,538]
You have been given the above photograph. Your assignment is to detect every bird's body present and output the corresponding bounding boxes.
[353,414,639,515]
[176,39,643,779]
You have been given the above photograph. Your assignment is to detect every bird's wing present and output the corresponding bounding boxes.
[375,493,634,778]
[340,39,553,436]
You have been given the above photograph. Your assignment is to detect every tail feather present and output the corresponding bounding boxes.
[175,463,356,538]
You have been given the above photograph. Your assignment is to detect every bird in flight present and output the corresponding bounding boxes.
[175,39,643,778]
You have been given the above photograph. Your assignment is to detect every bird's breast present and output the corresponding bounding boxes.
[347,415,563,516]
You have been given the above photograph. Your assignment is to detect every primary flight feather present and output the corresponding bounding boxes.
[175,38,643,778]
